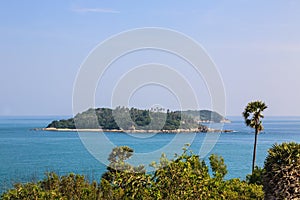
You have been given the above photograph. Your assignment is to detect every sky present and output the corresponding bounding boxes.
[1,0,300,116]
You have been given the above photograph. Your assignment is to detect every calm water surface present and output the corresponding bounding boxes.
[1,116,300,192]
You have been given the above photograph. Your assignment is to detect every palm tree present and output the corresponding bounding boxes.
[242,100,267,173]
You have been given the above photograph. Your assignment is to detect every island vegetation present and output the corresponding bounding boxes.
[182,109,228,123]
[46,107,229,132]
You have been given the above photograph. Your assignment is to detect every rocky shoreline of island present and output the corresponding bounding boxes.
[42,127,233,133]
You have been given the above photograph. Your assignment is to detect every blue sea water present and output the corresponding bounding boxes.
[1,116,300,193]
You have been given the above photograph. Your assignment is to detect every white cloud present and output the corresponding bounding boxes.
[72,7,120,14]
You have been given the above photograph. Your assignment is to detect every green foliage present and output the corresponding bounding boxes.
[1,172,101,200]
[108,146,134,163]
[263,142,300,199]
[242,101,267,131]
[47,118,75,129]
[100,145,263,199]
[209,154,227,180]
[47,107,202,131]
[246,166,264,185]
[151,145,210,199]
[101,146,146,184]
[182,110,225,122]
[151,146,263,199]
[101,146,152,200]
[1,146,264,200]
[221,178,264,200]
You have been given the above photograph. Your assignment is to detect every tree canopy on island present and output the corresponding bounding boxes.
[46,107,226,131]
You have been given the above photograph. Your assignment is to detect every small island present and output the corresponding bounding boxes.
[45,107,232,133]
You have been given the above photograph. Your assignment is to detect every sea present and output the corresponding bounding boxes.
[1,116,300,193]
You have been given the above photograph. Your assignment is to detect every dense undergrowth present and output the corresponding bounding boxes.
[2,142,300,199]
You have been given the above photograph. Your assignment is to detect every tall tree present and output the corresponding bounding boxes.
[243,100,267,173]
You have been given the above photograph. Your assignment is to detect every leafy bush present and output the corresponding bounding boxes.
[1,172,100,200]
[246,166,265,185]
[263,142,300,199]
[1,145,264,200]
[100,146,151,199]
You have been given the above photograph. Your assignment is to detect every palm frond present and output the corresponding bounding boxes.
[243,100,267,130]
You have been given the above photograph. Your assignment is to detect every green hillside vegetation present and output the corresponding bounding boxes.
[182,110,226,122]
[46,107,224,131]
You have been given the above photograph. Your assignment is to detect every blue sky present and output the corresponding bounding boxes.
[1,1,300,116]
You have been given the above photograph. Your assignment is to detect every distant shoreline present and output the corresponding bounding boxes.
[42,127,233,133]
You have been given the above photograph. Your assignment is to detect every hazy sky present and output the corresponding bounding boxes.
[1,1,300,116]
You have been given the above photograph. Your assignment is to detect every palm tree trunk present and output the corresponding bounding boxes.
[252,128,258,173]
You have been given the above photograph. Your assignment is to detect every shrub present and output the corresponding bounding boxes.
[246,166,265,185]
[1,172,101,200]
[1,145,264,200]
[263,142,300,199]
